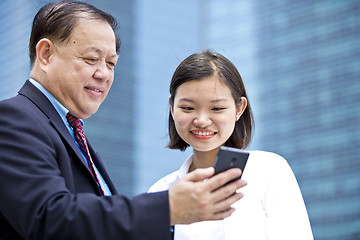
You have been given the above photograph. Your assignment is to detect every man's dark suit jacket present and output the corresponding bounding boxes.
[0,81,171,240]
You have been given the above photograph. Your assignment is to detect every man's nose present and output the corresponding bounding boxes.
[94,61,112,81]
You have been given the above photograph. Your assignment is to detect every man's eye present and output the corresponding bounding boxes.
[85,58,98,64]
[107,62,116,69]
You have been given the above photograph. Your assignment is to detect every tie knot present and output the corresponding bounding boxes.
[66,112,82,130]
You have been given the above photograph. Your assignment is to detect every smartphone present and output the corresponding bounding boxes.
[214,146,249,181]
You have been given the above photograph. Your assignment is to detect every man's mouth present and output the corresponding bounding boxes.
[86,87,102,93]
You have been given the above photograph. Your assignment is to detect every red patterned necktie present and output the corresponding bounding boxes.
[66,113,104,195]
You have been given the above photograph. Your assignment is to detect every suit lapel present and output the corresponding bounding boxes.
[18,80,116,194]
[18,81,88,167]
[88,144,117,194]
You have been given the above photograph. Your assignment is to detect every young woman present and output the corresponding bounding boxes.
[149,50,313,239]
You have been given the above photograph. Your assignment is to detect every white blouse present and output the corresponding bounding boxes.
[149,151,313,240]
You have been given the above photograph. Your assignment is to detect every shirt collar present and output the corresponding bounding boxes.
[29,78,83,126]
[178,154,194,179]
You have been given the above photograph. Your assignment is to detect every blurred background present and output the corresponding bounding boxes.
[0,0,359,239]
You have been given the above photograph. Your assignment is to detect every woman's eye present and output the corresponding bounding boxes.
[180,106,194,111]
[212,107,225,111]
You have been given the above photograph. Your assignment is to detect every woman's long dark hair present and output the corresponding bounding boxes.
[167,50,254,151]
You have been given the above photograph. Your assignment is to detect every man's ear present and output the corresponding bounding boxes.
[36,38,54,72]
[236,97,248,121]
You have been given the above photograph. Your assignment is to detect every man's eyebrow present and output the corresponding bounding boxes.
[82,47,119,58]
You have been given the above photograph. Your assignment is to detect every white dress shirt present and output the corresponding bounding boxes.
[149,150,313,240]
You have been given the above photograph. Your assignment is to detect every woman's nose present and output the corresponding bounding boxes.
[193,113,212,128]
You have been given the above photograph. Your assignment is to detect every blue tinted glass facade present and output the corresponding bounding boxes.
[202,1,360,239]
[253,2,360,239]
[0,0,359,239]
[133,0,202,193]
[0,0,37,99]
[0,0,137,196]
[84,0,137,196]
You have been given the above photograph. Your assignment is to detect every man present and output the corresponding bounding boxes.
[0,1,246,239]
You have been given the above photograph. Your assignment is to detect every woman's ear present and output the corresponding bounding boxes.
[36,38,54,72]
[169,96,174,118]
[236,97,248,121]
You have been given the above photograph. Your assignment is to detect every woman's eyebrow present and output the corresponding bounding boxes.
[210,98,229,103]
[178,98,229,103]
[178,98,195,103]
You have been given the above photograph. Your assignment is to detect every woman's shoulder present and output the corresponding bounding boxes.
[149,155,193,193]
[247,150,290,169]
[148,170,180,193]
[249,150,286,161]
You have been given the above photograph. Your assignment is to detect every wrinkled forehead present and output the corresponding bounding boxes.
[66,19,116,49]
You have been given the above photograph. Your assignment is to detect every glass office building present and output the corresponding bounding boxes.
[0,0,359,239]
[202,1,360,239]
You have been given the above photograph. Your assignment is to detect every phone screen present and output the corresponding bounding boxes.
[214,146,249,179]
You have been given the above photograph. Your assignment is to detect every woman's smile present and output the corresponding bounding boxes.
[190,130,217,139]
[172,76,242,152]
